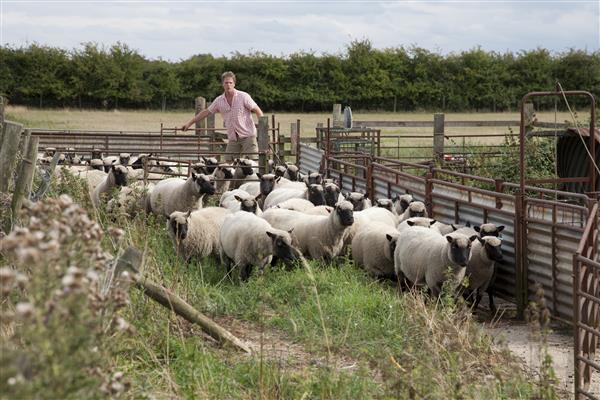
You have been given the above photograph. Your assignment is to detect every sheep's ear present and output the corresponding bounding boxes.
[186,210,192,219]
[266,231,276,239]
[497,225,505,233]
[304,178,310,187]
[343,191,350,199]
[191,172,198,180]
[254,193,262,201]
[386,234,394,242]
[257,172,263,179]
[234,195,243,202]
[477,237,485,245]
[473,225,480,232]
[287,228,294,235]
[316,175,322,184]
[325,207,332,214]
[451,224,458,231]
[275,176,281,182]
[407,220,415,226]
[446,236,454,244]
[430,219,437,226]
[469,235,478,242]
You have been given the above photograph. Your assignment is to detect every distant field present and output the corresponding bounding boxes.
[6,106,582,146]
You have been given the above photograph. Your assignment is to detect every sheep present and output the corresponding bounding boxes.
[394,227,476,297]
[119,153,131,166]
[91,165,129,208]
[343,191,372,211]
[168,207,232,262]
[219,211,298,280]
[82,169,108,192]
[463,236,503,313]
[231,158,258,189]
[220,189,262,214]
[90,159,104,170]
[263,182,326,209]
[273,164,287,178]
[306,172,323,185]
[352,222,399,279]
[398,201,428,222]
[343,206,398,253]
[102,156,119,172]
[212,164,234,193]
[303,205,333,216]
[397,217,438,233]
[265,200,354,261]
[273,198,315,212]
[239,173,281,198]
[475,223,505,238]
[375,198,394,212]
[106,181,154,216]
[91,148,104,160]
[149,173,216,217]
[431,222,460,235]
[202,156,219,174]
[284,164,300,181]
[393,193,414,215]
[324,182,342,207]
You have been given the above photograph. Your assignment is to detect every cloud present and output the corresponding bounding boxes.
[1,1,598,60]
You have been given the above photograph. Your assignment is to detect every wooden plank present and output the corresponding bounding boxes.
[0,121,23,192]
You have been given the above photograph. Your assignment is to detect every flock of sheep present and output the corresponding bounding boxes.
[48,147,506,312]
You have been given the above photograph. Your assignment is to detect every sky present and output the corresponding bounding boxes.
[1,0,599,60]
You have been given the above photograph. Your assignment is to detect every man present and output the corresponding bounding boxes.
[181,71,264,161]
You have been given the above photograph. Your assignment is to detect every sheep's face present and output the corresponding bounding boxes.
[345,192,367,211]
[475,224,504,238]
[393,194,414,214]
[376,198,393,211]
[335,201,354,227]
[90,159,104,170]
[324,183,340,207]
[267,231,298,262]
[214,165,234,179]
[446,234,476,267]
[258,174,278,196]
[238,159,255,176]
[119,153,131,166]
[168,214,189,241]
[385,233,399,260]
[274,165,287,177]
[44,147,57,157]
[192,162,208,175]
[203,157,219,174]
[91,149,103,160]
[285,165,299,181]
[306,184,326,206]
[235,195,260,214]
[307,172,322,185]
[112,165,129,187]
[408,202,426,218]
[194,174,216,196]
[479,236,503,262]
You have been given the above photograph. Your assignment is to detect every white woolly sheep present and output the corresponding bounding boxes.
[351,222,399,279]
[343,191,372,211]
[91,165,129,208]
[265,200,354,261]
[82,169,108,192]
[284,164,300,181]
[398,201,428,222]
[375,198,394,212]
[475,223,505,238]
[106,181,154,216]
[263,182,326,209]
[397,217,438,233]
[303,205,334,216]
[219,211,298,280]
[212,164,234,193]
[395,227,476,297]
[324,182,342,207]
[463,236,503,313]
[231,158,258,189]
[239,173,281,198]
[392,193,414,215]
[273,198,315,212]
[149,173,216,217]
[168,207,232,261]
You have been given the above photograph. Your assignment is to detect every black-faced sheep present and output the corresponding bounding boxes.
[149,173,215,217]
[463,236,503,313]
[398,201,428,222]
[343,191,372,211]
[392,193,413,215]
[263,182,326,209]
[324,182,342,207]
[91,165,129,208]
[351,222,399,279]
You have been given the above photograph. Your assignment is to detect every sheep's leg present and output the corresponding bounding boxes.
[486,287,497,314]
[472,291,483,311]
[240,264,253,281]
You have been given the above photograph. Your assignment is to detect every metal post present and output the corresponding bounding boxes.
[332,104,343,128]
[433,113,445,162]
[257,116,269,174]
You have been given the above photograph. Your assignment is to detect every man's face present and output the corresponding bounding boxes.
[223,77,235,94]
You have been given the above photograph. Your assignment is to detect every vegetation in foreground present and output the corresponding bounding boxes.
[0,170,562,399]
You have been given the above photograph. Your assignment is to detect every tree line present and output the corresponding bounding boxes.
[1,40,598,112]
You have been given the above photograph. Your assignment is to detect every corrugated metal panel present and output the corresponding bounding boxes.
[371,174,427,202]
[298,143,324,176]
[557,136,600,193]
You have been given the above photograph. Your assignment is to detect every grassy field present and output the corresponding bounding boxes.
[5,106,582,145]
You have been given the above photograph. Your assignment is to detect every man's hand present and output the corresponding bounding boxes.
[181,123,190,132]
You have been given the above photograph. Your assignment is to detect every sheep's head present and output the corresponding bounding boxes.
[44,147,57,157]
[324,183,341,207]
[110,165,129,187]
[168,211,190,241]
[407,201,426,218]
[192,161,208,175]
[267,229,298,262]
[274,165,287,177]
[238,159,255,176]
[475,223,504,238]
[214,165,234,180]
[306,183,325,206]
[285,165,300,181]
[344,191,367,211]
[306,172,322,185]
[393,193,414,214]
[258,173,279,196]
[91,148,104,160]
[234,194,260,214]
[446,233,476,267]
[334,200,354,227]
[90,159,104,170]
[119,153,131,166]
[193,173,216,196]
[376,198,393,211]
[202,156,219,174]
[478,236,503,262]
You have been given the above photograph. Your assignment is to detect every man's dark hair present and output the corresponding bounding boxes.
[221,71,236,84]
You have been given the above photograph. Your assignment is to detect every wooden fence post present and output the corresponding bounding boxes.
[11,134,39,226]
[207,101,215,152]
[195,97,206,134]
[290,122,298,156]
[433,113,445,161]
[332,104,343,128]
[0,121,23,193]
[257,116,269,173]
